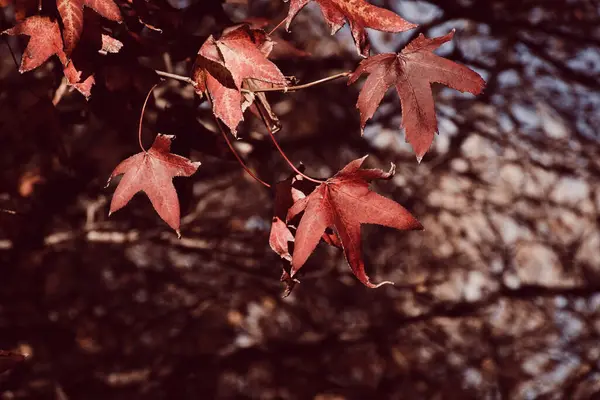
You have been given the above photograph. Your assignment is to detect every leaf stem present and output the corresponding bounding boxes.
[211,112,272,189]
[243,71,352,93]
[256,107,325,184]
[268,18,287,36]
[139,84,159,152]
[155,70,195,86]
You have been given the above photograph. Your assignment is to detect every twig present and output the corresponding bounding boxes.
[256,107,325,184]
[243,71,352,94]
[153,70,351,95]
[155,70,195,86]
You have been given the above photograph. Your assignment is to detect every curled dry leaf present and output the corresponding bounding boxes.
[99,33,123,54]
[283,0,417,57]
[348,30,485,161]
[284,156,422,288]
[57,0,122,55]
[107,134,201,236]
[192,25,287,135]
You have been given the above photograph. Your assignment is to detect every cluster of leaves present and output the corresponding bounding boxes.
[2,0,484,291]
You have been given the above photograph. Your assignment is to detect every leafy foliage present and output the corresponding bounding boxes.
[349,30,486,161]
[1,0,485,288]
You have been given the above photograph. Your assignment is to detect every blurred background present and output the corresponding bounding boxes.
[1,0,599,398]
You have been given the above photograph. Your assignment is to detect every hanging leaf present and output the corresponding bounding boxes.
[348,30,485,161]
[107,134,201,236]
[284,156,422,287]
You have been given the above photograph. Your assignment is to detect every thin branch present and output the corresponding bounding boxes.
[243,71,352,93]
[155,70,195,86]
[153,69,350,95]
[138,84,159,152]
[256,107,325,184]
[212,112,272,189]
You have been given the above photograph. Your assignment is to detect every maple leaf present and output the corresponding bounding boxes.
[285,156,422,288]
[283,0,416,57]
[106,134,201,236]
[2,16,67,72]
[57,0,122,55]
[63,61,96,98]
[348,30,486,161]
[3,16,96,98]
[0,350,25,374]
[192,25,287,135]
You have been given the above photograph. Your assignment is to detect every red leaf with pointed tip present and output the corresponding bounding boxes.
[107,134,201,235]
[285,156,422,287]
[57,0,122,55]
[348,30,486,161]
[284,0,416,57]
[192,25,287,135]
[0,350,25,374]
[63,61,95,98]
[2,16,67,72]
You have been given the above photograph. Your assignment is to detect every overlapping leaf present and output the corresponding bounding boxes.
[348,30,485,161]
[283,0,416,57]
[57,0,122,55]
[280,156,422,288]
[107,134,201,236]
[192,25,287,135]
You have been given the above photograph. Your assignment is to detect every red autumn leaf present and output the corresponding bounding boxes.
[348,30,486,161]
[2,16,67,72]
[0,350,25,374]
[3,16,96,98]
[285,156,422,287]
[192,25,287,135]
[57,0,122,55]
[63,61,96,98]
[106,134,201,236]
[283,0,417,57]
